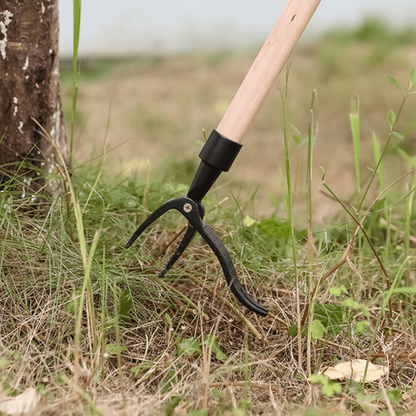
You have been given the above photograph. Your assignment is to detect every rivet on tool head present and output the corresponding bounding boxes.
[183,203,192,213]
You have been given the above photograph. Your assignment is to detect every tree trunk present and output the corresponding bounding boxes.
[0,0,68,192]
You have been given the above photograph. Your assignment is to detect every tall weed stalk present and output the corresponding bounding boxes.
[350,96,361,196]
[34,119,100,384]
[307,90,318,257]
[281,65,302,368]
[306,89,318,377]
[358,70,415,213]
[71,0,82,167]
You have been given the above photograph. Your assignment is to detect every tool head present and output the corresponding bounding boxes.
[126,195,268,316]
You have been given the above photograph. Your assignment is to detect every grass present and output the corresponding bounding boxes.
[2,133,416,415]
[2,18,416,416]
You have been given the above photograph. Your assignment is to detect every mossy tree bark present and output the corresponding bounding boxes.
[0,1,68,193]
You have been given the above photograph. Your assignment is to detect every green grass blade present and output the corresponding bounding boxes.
[404,171,416,285]
[350,97,361,196]
[372,132,385,192]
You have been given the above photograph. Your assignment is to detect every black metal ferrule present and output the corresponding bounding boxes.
[187,129,242,201]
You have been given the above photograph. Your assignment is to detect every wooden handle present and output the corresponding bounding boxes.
[217,0,321,143]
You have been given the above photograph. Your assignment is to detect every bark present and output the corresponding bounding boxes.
[0,0,67,192]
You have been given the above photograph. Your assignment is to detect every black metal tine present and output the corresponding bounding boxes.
[158,224,197,278]
[125,198,182,249]
[158,199,205,277]
[197,221,268,316]
[179,199,268,316]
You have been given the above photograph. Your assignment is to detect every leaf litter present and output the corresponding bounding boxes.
[321,359,388,382]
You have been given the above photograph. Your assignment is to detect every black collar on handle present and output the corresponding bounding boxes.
[126,130,268,316]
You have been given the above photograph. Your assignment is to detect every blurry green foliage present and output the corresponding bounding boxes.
[323,18,416,45]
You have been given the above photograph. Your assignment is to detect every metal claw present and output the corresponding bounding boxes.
[125,198,181,249]
[158,224,197,278]
[126,196,268,316]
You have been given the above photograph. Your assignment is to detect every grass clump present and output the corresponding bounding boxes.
[2,67,416,414]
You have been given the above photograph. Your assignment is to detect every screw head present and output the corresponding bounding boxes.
[183,203,192,213]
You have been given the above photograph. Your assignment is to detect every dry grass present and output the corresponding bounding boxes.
[1,23,416,415]
[2,181,416,415]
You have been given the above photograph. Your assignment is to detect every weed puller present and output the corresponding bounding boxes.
[126,0,321,316]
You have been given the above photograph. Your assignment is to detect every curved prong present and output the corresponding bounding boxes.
[125,198,185,249]
[158,224,197,277]
[195,221,268,316]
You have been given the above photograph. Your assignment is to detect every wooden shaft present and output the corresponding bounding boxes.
[217,0,321,143]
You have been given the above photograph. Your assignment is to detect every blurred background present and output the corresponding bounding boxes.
[58,1,416,222]
[59,1,416,56]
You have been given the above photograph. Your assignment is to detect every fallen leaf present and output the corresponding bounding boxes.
[0,388,40,415]
[321,359,388,382]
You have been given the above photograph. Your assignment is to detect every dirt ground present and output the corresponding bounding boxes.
[62,39,416,224]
